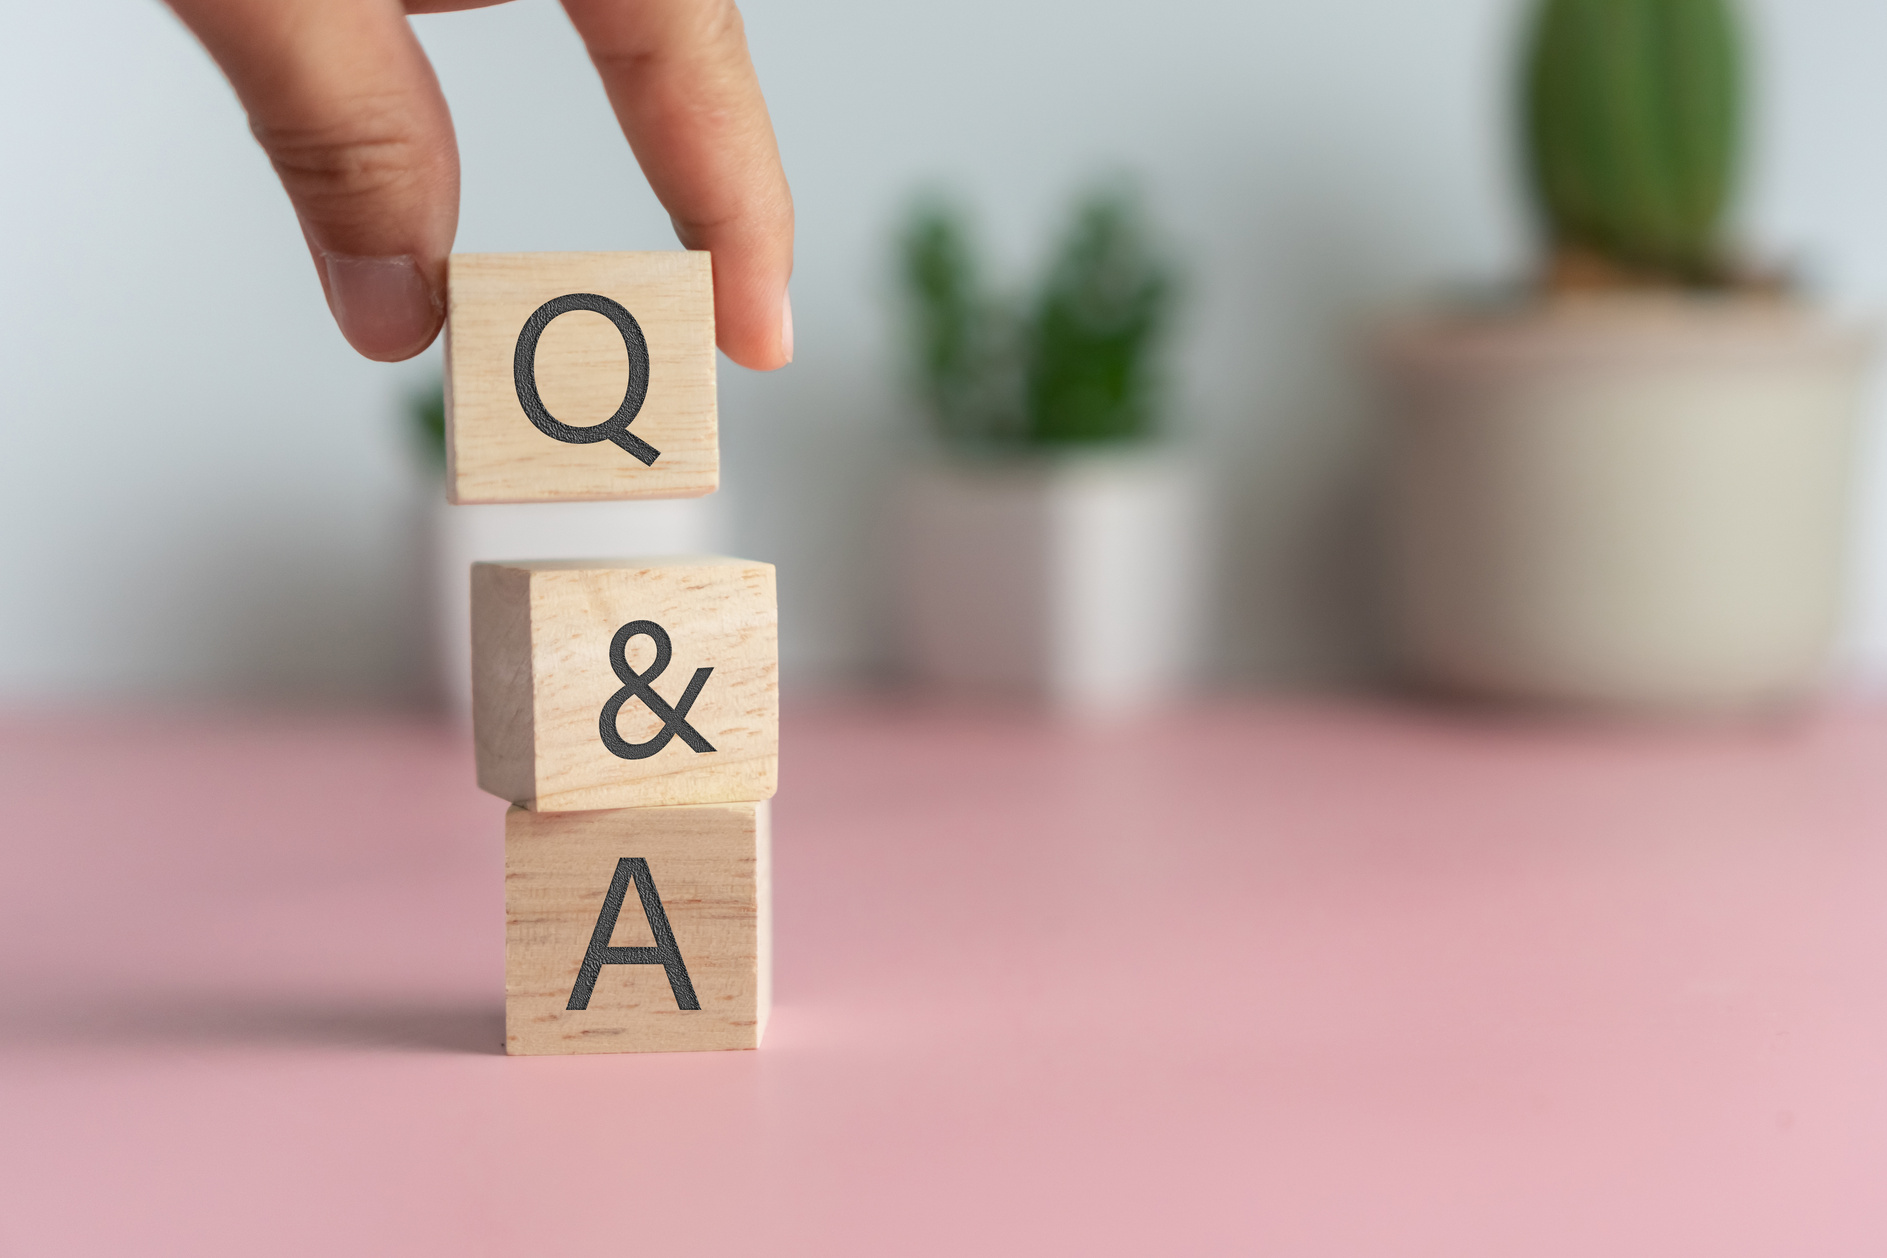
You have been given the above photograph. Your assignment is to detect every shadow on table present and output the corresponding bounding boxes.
[0,995,505,1056]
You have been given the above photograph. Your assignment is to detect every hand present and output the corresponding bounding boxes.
[165,0,794,369]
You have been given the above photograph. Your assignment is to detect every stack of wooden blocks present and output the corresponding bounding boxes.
[447,252,776,1057]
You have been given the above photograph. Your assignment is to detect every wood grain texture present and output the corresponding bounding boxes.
[506,801,770,1055]
[445,251,717,504]
[472,556,778,811]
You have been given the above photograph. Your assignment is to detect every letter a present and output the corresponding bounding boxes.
[567,858,700,1011]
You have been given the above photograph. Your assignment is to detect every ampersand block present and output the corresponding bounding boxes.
[445,251,717,504]
[472,556,778,812]
[506,800,770,1055]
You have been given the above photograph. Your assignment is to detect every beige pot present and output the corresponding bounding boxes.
[1378,296,1872,717]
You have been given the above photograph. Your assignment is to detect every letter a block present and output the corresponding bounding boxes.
[506,802,769,1055]
[445,251,717,504]
[472,556,777,812]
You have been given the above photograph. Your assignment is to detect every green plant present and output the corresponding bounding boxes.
[897,184,1175,450]
[897,199,1021,445]
[1027,192,1173,444]
[409,378,447,470]
[1523,0,1743,284]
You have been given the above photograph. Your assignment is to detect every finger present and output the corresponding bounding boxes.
[167,0,458,361]
[561,0,794,370]
[403,1,511,13]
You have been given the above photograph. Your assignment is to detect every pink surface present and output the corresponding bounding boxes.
[3,698,1887,1255]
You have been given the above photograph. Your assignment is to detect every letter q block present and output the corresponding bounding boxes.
[445,251,717,503]
[506,801,769,1055]
[472,556,777,812]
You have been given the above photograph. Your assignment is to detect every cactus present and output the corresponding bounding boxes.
[1524,0,1742,284]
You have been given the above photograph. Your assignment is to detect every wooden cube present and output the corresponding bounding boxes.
[506,801,770,1055]
[472,556,777,812]
[445,251,717,504]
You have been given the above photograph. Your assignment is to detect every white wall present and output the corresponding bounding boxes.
[3,0,1886,700]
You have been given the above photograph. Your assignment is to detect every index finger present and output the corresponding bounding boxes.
[560,0,794,371]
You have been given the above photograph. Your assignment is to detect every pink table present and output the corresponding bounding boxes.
[3,698,1886,1255]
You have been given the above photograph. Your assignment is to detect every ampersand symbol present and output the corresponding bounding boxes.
[599,620,717,761]
[514,292,660,466]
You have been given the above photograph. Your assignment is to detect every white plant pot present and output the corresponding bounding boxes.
[894,449,1204,716]
[1377,297,1872,716]
[423,494,724,720]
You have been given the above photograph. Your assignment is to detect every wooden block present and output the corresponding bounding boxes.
[472,556,777,812]
[445,251,717,504]
[506,801,770,1055]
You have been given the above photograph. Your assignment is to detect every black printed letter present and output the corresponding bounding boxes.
[567,858,700,1011]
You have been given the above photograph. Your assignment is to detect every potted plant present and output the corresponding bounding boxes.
[890,186,1202,716]
[1377,0,1872,716]
[406,381,724,720]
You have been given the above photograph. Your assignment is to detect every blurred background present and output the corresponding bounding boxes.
[5,0,1887,709]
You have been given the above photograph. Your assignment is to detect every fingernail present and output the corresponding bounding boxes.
[780,288,794,364]
[322,253,440,361]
